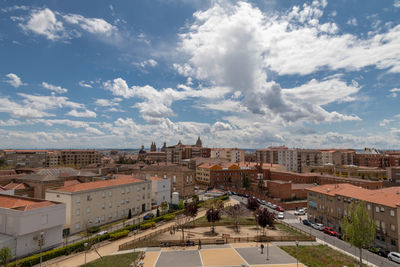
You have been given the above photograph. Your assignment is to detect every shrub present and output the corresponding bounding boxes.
[87,226,100,233]
[140,222,155,230]
[110,230,129,240]
[163,214,175,221]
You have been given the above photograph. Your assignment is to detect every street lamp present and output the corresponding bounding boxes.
[84,242,88,267]
[296,240,299,267]
[38,232,44,267]
[266,241,269,261]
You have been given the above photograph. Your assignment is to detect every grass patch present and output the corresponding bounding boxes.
[275,223,306,237]
[193,215,256,226]
[81,252,139,267]
[280,245,366,267]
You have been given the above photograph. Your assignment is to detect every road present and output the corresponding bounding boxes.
[232,195,398,267]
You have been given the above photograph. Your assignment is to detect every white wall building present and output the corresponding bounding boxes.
[278,149,298,172]
[46,177,151,235]
[0,195,66,259]
[149,177,171,205]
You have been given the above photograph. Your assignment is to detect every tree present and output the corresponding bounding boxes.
[178,200,185,210]
[0,247,12,267]
[160,201,169,215]
[191,194,199,204]
[242,173,251,189]
[225,204,245,232]
[175,214,190,242]
[247,197,260,211]
[341,201,376,267]
[206,208,221,233]
[254,207,275,236]
[184,202,198,225]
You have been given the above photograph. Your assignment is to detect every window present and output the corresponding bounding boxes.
[109,191,112,197]
[391,210,395,216]
[376,206,379,212]
[41,215,48,225]
[136,196,140,201]
[102,204,105,209]
[147,183,150,189]
[121,199,125,205]
[147,193,150,199]
[87,194,92,201]
[102,192,106,198]
[126,187,130,193]
[391,224,396,232]
[108,213,112,218]
[75,222,80,230]
[367,204,371,210]
[121,188,125,194]
[114,211,117,217]
[86,207,91,213]
[142,194,145,200]
[381,207,385,212]
[76,196,80,203]
[137,186,140,192]
[391,239,397,246]
[121,210,125,216]
[76,209,80,216]
[101,215,105,221]
[376,220,380,230]
[164,175,167,178]
[109,202,112,208]
[126,198,129,204]
[173,176,176,184]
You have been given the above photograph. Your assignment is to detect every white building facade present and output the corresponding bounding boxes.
[278,149,298,172]
[46,177,151,235]
[149,177,171,205]
[0,195,66,258]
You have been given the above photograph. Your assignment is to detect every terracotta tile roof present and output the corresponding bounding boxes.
[148,176,164,181]
[54,177,145,193]
[0,195,55,211]
[197,163,218,169]
[113,174,134,179]
[64,179,81,187]
[3,182,27,190]
[307,184,400,208]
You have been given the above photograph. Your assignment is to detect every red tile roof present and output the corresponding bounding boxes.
[3,182,27,190]
[0,195,55,211]
[148,176,164,181]
[54,177,144,193]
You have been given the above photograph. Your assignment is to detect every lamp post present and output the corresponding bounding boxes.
[296,240,299,267]
[38,232,44,267]
[84,242,88,267]
[266,241,269,261]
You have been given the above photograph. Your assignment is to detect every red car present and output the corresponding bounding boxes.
[323,227,338,236]
[275,206,284,212]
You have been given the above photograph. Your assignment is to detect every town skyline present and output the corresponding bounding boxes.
[1,0,400,149]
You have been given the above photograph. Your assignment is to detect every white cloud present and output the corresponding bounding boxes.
[394,0,400,8]
[94,98,121,107]
[0,119,28,126]
[42,82,68,94]
[380,119,393,127]
[63,14,115,36]
[4,73,26,88]
[390,88,400,97]
[20,8,66,40]
[212,121,232,131]
[346,18,358,26]
[103,78,135,98]
[67,109,97,118]
[1,5,29,13]
[0,97,54,118]
[134,59,158,68]
[78,81,93,88]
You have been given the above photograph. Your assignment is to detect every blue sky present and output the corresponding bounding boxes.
[0,0,399,149]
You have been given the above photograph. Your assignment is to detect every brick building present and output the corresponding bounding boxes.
[307,184,400,252]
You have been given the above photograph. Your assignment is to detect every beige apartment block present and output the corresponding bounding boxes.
[307,184,400,252]
[1,150,48,168]
[46,177,151,235]
[210,148,245,163]
[60,150,100,166]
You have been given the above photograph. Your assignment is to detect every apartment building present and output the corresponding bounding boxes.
[256,146,288,164]
[1,150,47,168]
[165,138,210,164]
[134,164,195,198]
[297,149,322,173]
[307,184,400,252]
[149,176,171,205]
[320,149,355,166]
[210,148,245,163]
[46,177,151,235]
[0,195,66,258]
[277,149,298,172]
[60,150,100,166]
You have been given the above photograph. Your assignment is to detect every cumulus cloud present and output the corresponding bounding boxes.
[347,18,358,26]
[390,88,400,97]
[94,98,121,107]
[134,59,158,68]
[4,73,26,88]
[395,0,400,8]
[78,81,93,88]
[380,119,393,127]
[67,109,97,118]
[63,14,115,36]
[20,8,66,40]
[42,82,68,93]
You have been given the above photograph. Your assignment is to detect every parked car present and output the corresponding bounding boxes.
[335,232,343,239]
[267,202,272,207]
[312,223,324,230]
[388,252,400,263]
[322,227,338,236]
[277,212,284,219]
[369,246,389,257]
[96,230,108,236]
[294,209,305,215]
[143,212,155,220]
[271,204,277,209]
[275,206,284,212]
[302,219,311,226]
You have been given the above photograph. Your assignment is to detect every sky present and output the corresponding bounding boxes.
[0,0,399,149]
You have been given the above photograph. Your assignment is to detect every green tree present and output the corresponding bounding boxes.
[191,194,199,204]
[341,201,376,267]
[0,246,12,267]
[178,200,185,210]
[160,201,169,215]
[242,173,251,189]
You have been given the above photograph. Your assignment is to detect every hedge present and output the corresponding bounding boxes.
[140,222,155,230]
[163,214,175,221]
[110,230,129,240]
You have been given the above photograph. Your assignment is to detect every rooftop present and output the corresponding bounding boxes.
[0,195,55,211]
[141,163,193,172]
[53,177,145,193]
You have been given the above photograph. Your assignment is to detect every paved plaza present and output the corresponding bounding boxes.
[138,243,306,267]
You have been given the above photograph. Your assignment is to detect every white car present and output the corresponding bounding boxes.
[312,223,324,230]
[388,252,400,263]
[277,212,284,219]
[271,204,277,209]
[294,209,305,215]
